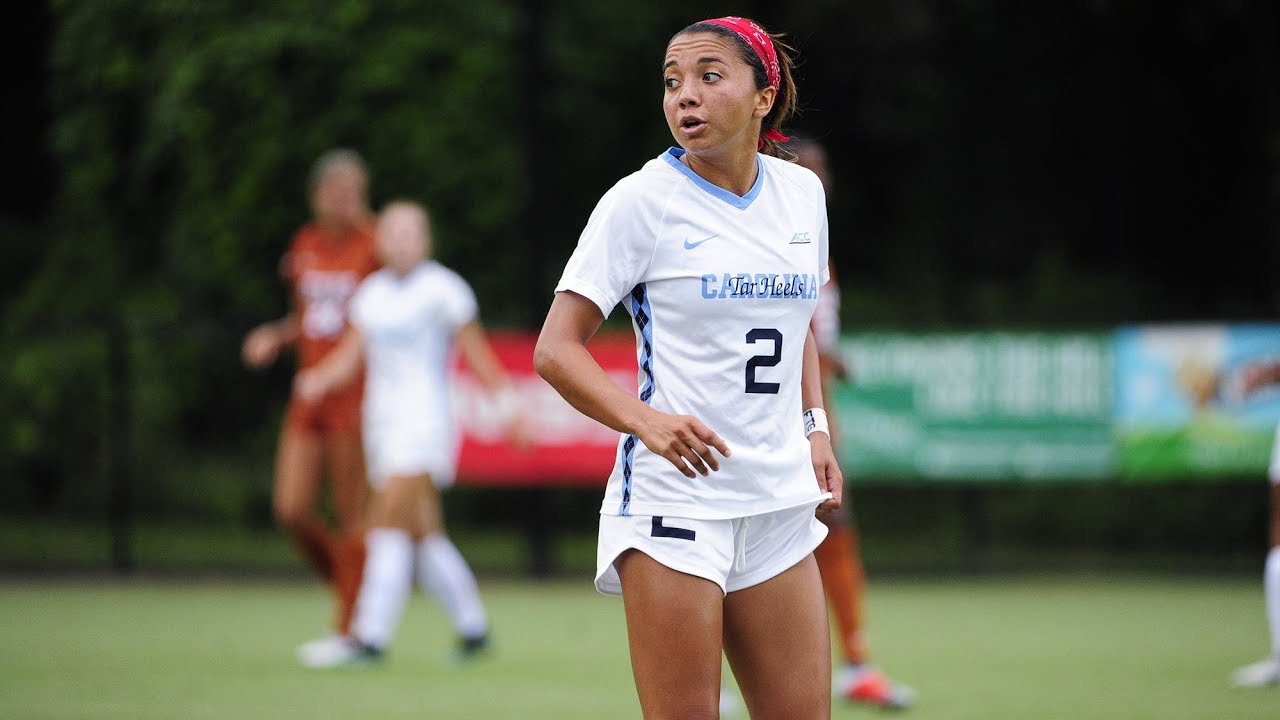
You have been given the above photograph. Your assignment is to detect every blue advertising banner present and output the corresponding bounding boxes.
[1114,324,1280,477]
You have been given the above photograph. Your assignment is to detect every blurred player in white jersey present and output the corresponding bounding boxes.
[293,201,523,668]
[1231,361,1280,687]
[792,138,917,708]
[536,17,841,718]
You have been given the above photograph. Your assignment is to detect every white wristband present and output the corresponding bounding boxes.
[803,408,829,439]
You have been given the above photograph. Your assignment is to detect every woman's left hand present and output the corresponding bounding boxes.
[505,412,536,449]
[810,432,843,512]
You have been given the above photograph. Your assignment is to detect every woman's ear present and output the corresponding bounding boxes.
[754,86,776,119]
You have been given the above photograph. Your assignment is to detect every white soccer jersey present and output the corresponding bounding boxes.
[556,148,831,520]
[350,261,478,483]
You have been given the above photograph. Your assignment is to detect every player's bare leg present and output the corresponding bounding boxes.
[723,554,830,720]
[273,427,333,581]
[325,431,367,633]
[326,432,367,536]
[368,472,430,534]
[412,475,444,538]
[815,507,867,663]
[616,550,724,719]
[816,505,915,708]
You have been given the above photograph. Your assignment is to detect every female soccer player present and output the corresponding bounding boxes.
[242,149,377,641]
[535,17,841,718]
[1232,361,1280,688]
[293,201,522,668]
[792,138,916,709]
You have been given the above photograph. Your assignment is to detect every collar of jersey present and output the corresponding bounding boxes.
[662,148,764,210]
[389,260,433,284]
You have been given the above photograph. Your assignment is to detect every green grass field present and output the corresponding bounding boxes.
[1,575,1276,719]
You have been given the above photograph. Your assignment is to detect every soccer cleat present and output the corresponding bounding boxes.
[1232,657,1280,688]
[836,663,917,710]
[296,634,383,669]
[295,633,343,665]
[453,632,491,663]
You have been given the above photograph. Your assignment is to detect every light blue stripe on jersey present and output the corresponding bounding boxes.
[661,147,764,210]
[619,282,655,516]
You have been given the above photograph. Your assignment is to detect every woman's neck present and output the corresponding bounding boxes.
[682,144,759,197]
[389,259,423,278]
[316,217,353,242]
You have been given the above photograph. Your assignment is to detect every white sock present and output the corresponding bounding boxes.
[351,528,414,650]
[417,533,488,639]
[1266,546,1280,658]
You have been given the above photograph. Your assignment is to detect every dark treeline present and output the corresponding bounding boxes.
[2,0,1278,525]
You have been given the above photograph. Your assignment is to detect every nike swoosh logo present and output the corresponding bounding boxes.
[683,234,719,250]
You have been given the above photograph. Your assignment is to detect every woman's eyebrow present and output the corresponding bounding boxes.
[662,55,727,71]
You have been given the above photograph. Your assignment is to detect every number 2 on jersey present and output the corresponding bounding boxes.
[745,328,782,394]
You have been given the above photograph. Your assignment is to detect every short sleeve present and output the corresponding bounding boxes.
[279,230,307,287]
[817,189,831,285]
[554,182,657,318]
[440,269,479,331]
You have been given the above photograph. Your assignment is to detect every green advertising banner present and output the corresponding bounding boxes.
[832,333,1114,481]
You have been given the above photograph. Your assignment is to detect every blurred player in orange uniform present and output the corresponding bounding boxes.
[241,149,379,643]
[1232,360,1280,688]
[793,138,916,709]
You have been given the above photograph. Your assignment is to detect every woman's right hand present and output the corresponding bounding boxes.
[1242,362,1280,396]
[293,369,328,402]
[633,411,731,479]
[241,325,281,370]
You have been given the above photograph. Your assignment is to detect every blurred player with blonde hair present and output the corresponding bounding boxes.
[294,200,524,667]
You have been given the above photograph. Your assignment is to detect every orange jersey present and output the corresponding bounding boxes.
[282,222,379,369]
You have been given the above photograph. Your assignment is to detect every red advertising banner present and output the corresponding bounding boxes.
[452,331,637,486]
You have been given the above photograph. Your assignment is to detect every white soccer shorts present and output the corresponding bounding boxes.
[595,502,828,596]
[363,423,457,489]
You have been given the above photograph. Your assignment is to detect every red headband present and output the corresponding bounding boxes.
[702,16,789,148]
[704,16,780,89]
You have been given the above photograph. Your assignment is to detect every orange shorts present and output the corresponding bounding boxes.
[285,375,364,436]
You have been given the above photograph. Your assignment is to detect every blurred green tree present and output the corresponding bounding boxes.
[4,0,527,515]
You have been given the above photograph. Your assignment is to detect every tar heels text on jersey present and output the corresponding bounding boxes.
[700,272,820,300]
